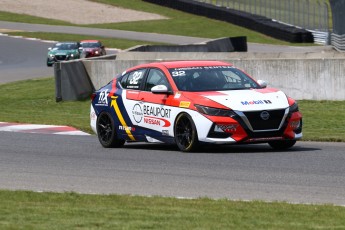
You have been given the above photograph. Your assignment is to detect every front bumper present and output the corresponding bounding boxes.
[197,109,302,144]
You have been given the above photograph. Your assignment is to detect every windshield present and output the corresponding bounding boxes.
[53,43,79,50]
[169,66,260,91]
[81,42,101,48]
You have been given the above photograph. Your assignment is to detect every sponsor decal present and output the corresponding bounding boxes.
[215,124,238,133]
[143,116,171,127]
[143,105,171,118]
[96,89,109,106]
[241,100,272,105]
[132,104,172,127]
[179,101,191,108]
[174,92,181,99]
[119,126,136,131]
[132,104,143,123]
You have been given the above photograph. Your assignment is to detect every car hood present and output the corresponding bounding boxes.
[49,49,78,55]
[192,88,289,111]
[83,48,100,52]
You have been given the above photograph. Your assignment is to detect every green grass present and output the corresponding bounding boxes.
[0,190,344,230]
[298,100,345,142]
[0,0,311,45]
[6,32,165,50]
[0,78,344,141]
[0,78,91,133]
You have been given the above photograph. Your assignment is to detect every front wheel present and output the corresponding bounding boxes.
[174,113,199,152]
[96,112,125,148]
[268,140,296,150]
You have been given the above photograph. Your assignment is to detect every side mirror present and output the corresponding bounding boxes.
[257,80,267,88]
[151,85,169,94]
[48,47,52,51]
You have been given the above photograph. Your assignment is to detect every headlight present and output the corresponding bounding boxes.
[289,102,299,113]
[95,51,99,54]
[195,105,236,117]
[70,54,74,57]
[49,54,54,58]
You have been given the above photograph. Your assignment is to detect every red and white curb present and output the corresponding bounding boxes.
[0,122,90,136]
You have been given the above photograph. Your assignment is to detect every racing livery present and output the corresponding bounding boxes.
[90,61,302,152]
[47,42,81,66]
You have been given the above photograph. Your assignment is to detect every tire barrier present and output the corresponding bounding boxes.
[127,37,247,52]
[142,0,313,43]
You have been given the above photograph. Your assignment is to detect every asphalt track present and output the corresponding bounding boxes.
[1,131,345,205]
[1,21,344,205]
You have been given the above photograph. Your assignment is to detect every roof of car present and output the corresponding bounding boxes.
[159,60,232,68]
[80,40,100,43]
[128,60,233,71]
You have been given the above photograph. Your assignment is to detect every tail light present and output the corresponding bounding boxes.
[91,93,97,101]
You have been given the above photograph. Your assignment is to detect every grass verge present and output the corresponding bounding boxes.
[0,190,344,230]
[0,77,344,141]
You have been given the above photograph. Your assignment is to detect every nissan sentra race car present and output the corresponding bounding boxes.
[80,40,106,58]
[47,42,81,66]
[90,60,302,152]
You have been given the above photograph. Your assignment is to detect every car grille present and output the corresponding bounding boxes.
[243,109,286,131]
[55,55,67,61]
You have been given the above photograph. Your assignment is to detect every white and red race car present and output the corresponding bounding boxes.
[90,60,302,152]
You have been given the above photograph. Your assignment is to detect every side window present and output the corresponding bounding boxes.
[120,73,129,88]
[144,69,170,91]
[125,69,146,90]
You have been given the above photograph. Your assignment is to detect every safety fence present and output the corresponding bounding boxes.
[196,0,330,32]
[193,0,331,44]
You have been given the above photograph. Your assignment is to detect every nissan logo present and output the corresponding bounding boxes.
[260,111,270,120]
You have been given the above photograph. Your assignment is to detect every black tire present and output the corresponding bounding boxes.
[268,140,296,150]
[174,113,199,152]
[96,112,125,148]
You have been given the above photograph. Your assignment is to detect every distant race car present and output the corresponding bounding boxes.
[90,60,302,152]
[47,42,81,66]
[80,40,106,58]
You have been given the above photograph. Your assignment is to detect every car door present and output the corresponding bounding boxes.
[116,68,147,140]
[137,68,174,135]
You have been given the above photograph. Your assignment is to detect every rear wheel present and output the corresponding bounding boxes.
[268,140,296,150]
[96,112,125,148]
[174,113,199,152]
